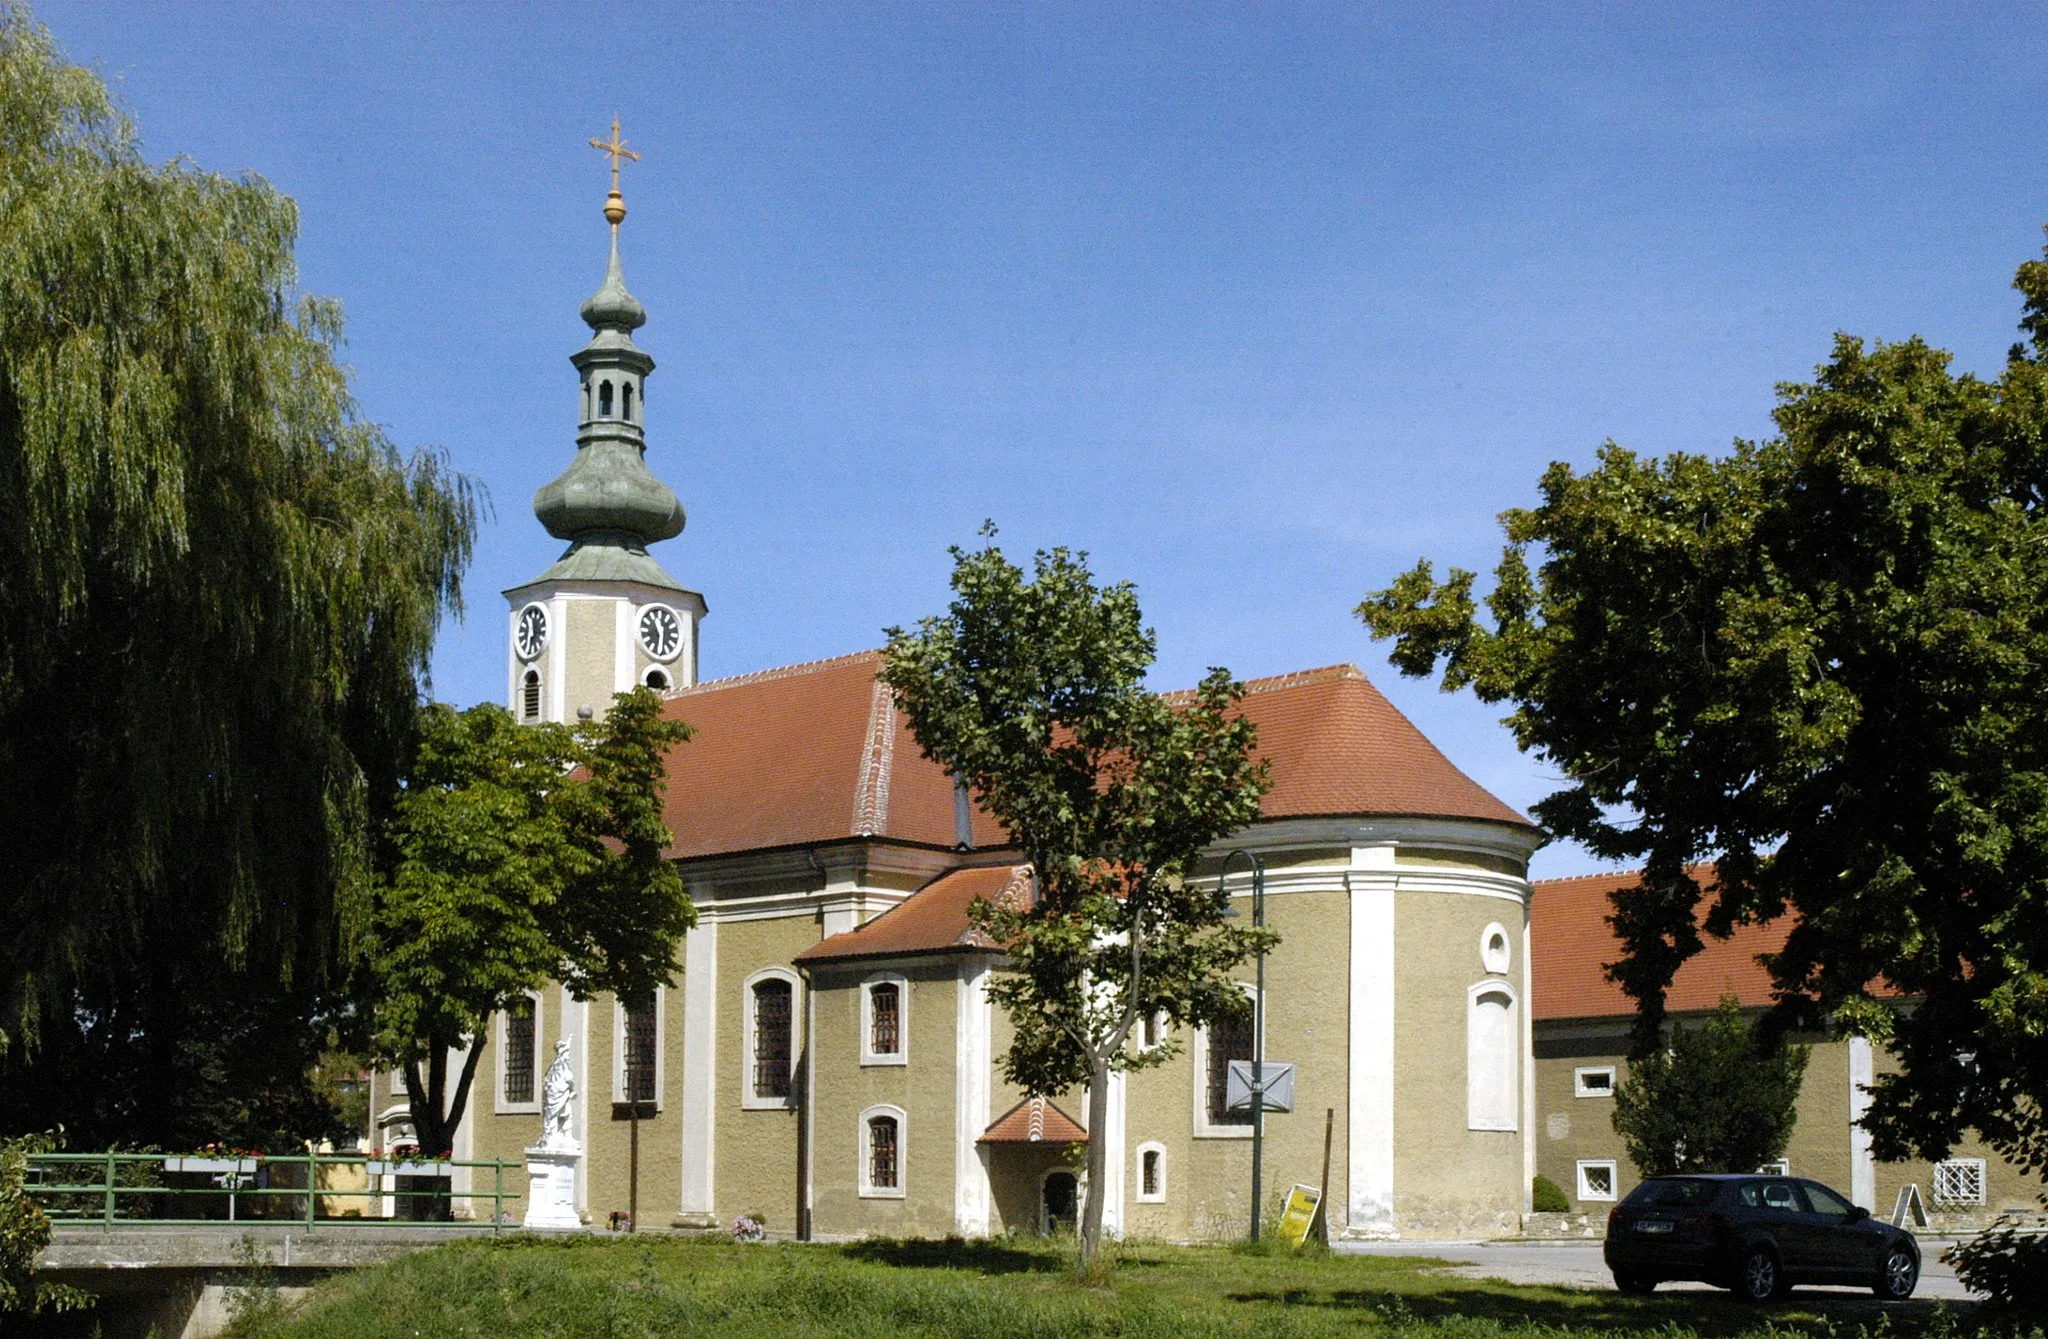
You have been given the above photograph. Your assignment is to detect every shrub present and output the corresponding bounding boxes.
[0,1135,91,1317]
[1948,1218,2048,1309]
[1530,1175,1570,1213]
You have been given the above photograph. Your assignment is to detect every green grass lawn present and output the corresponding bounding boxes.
[222,1236,2034,1339]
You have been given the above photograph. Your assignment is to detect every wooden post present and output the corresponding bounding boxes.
[1315,1107,1334,1245]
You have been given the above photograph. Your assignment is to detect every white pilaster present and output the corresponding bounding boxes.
[953,963,994,1237]
[677,919,720,1226]
[1520,913,1536,1213]
[1346,844,1398,1237]
[614,598,635,694]
[1848,1035,1876,1209]
[571,989,590,1219]
[547,596,568,723]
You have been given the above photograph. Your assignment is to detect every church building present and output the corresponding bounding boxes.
[370,166,1547,1241]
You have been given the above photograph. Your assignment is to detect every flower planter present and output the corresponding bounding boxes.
[163,1156,257,1175]
[365,1160,455,1178]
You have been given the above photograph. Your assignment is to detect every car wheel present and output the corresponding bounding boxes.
[1735,1247,1783,1303]
[1872,1246,1917,1300]
[1614,1271,1658,1295]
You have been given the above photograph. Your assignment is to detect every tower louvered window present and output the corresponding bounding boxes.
[753,979,792,1099]
[523,669,541,720]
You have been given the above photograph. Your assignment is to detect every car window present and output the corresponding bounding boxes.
[1622,1178,1717,1208]
[1738,1182,1763,1208]
[1760,1180,1799,1211]
[1802,1182,1855,1220]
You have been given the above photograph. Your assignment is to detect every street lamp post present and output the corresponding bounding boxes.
[1218,848,1267,1242]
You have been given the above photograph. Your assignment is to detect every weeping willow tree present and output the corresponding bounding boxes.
[0,5,477,1074]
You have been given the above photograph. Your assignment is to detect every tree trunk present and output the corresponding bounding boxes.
[403,1039,485,1223]
[1079,1052,1112,1265]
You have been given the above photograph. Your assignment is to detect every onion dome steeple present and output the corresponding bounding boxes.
[529,119,688,589]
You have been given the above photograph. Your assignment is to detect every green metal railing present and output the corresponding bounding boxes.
[25,1152,523,1231]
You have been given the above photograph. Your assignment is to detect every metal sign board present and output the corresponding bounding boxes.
[1225,1060,1295,1113]
[1276,1184,1321,1247]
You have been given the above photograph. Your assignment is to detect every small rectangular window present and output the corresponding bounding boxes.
[1141,1149,1162,1198]
[1933,1158,1986,1206]
[1755,1159,1789,1176]
[1573,1066,1615,1098]
[1577,1160,1618,1202]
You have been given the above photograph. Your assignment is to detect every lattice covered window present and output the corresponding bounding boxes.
[752,979,792,1099]
[1933,1158,1986,1206]
[502,998,536,1104]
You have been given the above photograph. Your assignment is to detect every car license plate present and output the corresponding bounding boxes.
[1636,1221,1673,1233]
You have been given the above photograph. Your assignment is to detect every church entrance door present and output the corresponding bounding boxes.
[1041,1171,1078,1235]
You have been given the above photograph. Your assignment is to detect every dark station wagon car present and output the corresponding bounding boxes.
[1604,1174,1920,1301]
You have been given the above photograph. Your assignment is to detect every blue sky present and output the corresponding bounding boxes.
[36,2,2048,878]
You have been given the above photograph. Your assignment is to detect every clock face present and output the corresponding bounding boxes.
[639,604,683,662]
[515,604,549,662]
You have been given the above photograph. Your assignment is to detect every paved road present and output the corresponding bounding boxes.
[1335,1240,1975,1303]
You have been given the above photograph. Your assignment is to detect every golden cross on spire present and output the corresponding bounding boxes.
[590,117,640,225]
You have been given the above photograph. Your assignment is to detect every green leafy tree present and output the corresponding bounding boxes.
[0,1135,89,1318]
[1611,997,1809,1177]
[883,532,1273,1265]
[0,5,477,1058]
[369,689,692,1163]
[1358,235,2048,1183]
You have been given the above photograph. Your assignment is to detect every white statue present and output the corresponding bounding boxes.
[540,1039,576,1148]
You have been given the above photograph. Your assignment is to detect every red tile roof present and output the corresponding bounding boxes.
[981,1096,1088,1144]
[1530,867,1789,1021]
[656,655,1529,861]
[793,864,1029,965]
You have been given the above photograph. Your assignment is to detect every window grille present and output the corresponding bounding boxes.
[1142,1149,1162,1198]
[753,980,792,1099]
[1577,1160,1617,1201]
[870,982,901,1056]
[1206,1010,1254,1125]
[503,999,536,1104]
[624,1001,657,1103]
[868,1116,899,1189]
[1933,1158,1986,1206]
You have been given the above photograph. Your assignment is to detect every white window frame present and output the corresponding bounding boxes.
[858,1104,907,1198]
[1467,981,1520,1132]
[612,985,666,1108]
[1137,1010,1168,1053]
[495,990,544,1114]
[1134,1141,1168,1203]
[742,968,800,1111]
[1480,920,1512,974]
[1933,1157,1987,1206]
[386,1064,408,1097]
[1577,1159,1619,1202]
[1573,1065,1616,1099]
[1755,1158,1790,1176]
[1192,985,1260,1139]
[860,972,910,1067]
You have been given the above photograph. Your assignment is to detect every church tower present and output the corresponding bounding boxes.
[504,122,704,722]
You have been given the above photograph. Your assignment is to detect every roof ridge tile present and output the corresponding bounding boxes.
[670,649,881,698]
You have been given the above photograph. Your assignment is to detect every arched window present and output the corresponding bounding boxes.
[861,973,908,1065]
[500,994,540,1108]
[643,666,670,691]
[1466,982,1518,1131]
[522,669,541,721]
[1201,999,1256,1130]
[1135,1142,1167,1202]
[622,383,634,421]
[859,1105,905,1197]
[581,379,591,420]
[599,380,614,418]
[743,970,798,1107]
[619,995,659,1105]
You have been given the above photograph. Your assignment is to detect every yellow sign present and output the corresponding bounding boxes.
[1276,1183,1321,1247]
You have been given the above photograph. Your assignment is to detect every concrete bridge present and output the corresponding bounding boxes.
[37,1224,503,1339]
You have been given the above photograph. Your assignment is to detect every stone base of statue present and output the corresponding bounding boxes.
[523,1140,584,1231]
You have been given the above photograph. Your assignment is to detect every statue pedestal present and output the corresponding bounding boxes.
[523,1142,584,1231]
